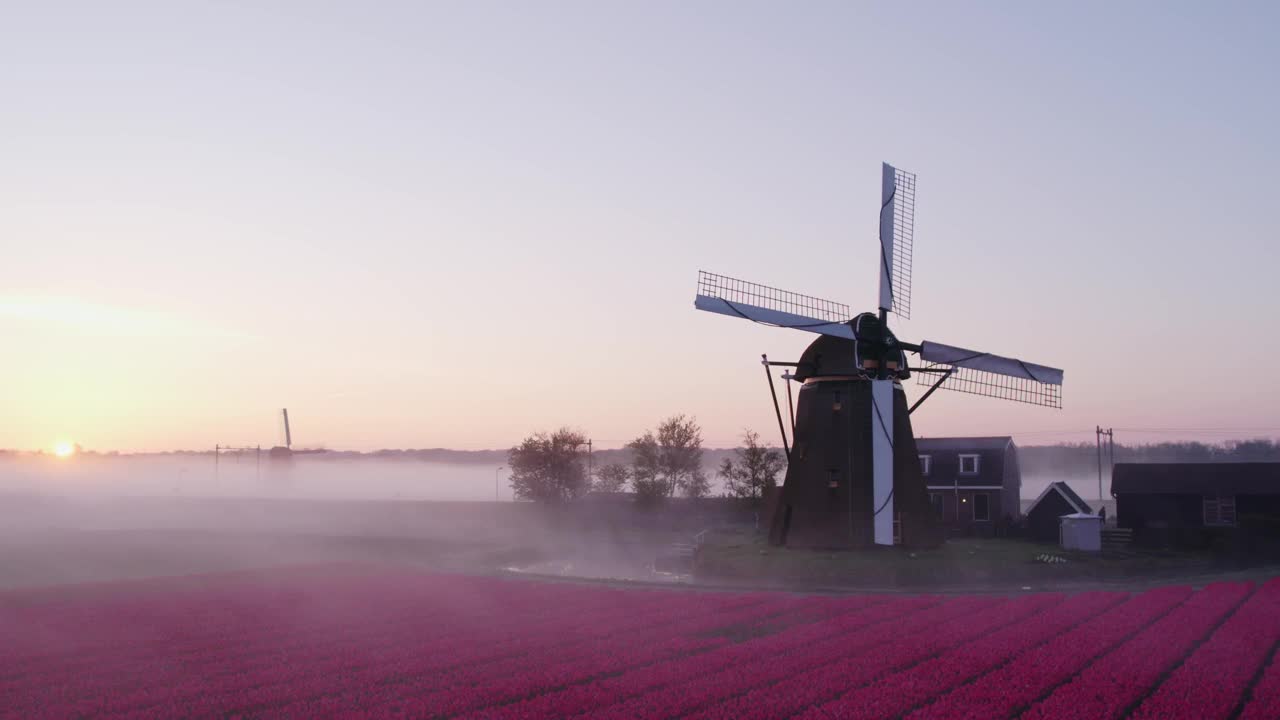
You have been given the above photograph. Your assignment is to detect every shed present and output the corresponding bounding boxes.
[1059,513,1102,552]
[1112,462,1280,547]
[1025,481,1092,542]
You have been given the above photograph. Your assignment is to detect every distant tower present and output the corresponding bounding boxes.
[269,408,294,460]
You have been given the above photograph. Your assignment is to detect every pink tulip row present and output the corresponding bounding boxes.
[1241,650,1280,720]
[5,574,692,695]
[468,594,951,720]
[5,566,1280,720]
[1021,581,1253,720]
[276,592,822,717]
[796,590,1127,719]
[7,574,784,719]
[903,584,1194,720]
[488,591,962,712]
[7,571,670,712]
[679,593,1062,720]
[2,569,607,679]
[243,589,850,720]
[81,593,729,719]
[1220,578,1280,720]
[1131,577,1280,720]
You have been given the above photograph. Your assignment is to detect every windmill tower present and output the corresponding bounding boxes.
[694,163,1063,549]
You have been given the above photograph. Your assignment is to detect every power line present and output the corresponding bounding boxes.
[1008,427,1280,438]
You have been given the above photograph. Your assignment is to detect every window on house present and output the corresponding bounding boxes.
[972,493,990,522]
[929,492,943,519]
[1203,496,1237,526]
[919,454,932,476]
[959,454,980,475]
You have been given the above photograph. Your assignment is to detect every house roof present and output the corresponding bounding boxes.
[918,437,1014,488]
[916,436,1014,452]
[1029,481,1092,515]
[1111,463,1280,496]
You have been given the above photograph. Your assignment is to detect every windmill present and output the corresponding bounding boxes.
[694,163,1063,549]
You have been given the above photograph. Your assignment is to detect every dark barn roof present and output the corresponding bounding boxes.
[1112,463,1280,496]
[1029,481,1092,515]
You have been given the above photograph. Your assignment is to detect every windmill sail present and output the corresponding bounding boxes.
[879,164,916,320]
[694,271,854,340]
[919,341,1063,384]
[917,340,1063,408]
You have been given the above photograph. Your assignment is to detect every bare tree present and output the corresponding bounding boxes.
[593,463,630,493]
[718,429,785,501]
[507,428,590,503]
[658,415,708,498]
[627,431,667,504]
[627,415,708,499]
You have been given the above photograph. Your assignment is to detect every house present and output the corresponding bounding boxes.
[1025,481,1093,543]
[1112,462,1280,547]
[915,437,1021,537]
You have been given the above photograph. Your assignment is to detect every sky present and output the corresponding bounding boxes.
[2,1,1278,453]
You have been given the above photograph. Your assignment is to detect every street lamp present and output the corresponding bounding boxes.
[495,465,505,502]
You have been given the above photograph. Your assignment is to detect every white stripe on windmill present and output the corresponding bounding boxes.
[694,163,1063,548]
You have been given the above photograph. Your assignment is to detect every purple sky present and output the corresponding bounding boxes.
[3,2,1278,452]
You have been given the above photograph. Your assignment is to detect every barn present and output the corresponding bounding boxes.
[916,436,1022,537]
[1112,462,1280,547]
[1024,481,1093,543]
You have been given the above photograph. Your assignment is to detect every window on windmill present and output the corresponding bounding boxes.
[832,397,842,412]
[827,469,839,489]
[919,454,931,476]
[959,454,980,475]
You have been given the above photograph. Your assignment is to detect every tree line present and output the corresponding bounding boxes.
[506,416,785,504]
[1021,439,1280,477]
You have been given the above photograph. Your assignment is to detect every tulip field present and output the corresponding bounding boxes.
[3,566,1279,719]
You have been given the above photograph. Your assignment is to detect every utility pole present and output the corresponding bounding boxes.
[495,465,505,502]
[587,438,593,487]
[1096,426,1114,507]
[1108,429,1115,481]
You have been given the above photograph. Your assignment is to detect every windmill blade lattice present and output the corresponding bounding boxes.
[694,271,855,338]
[883,165,917,320]
[916,363,1062,409]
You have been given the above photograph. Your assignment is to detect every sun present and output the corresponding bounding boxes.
[53,441,76,459]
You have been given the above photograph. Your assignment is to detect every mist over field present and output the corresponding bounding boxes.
[13,440,1247,504]
[0,450,1087,506]
[0,452,724,590]
[0,453,512,502]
